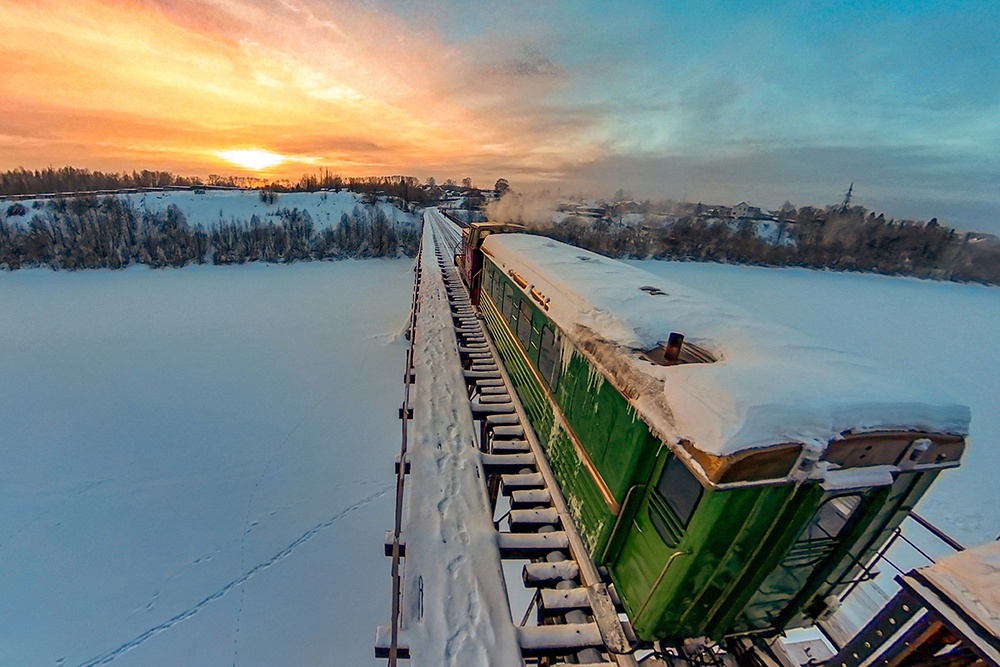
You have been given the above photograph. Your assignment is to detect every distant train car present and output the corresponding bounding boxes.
[459,228,969,643]
[455,222,524,305]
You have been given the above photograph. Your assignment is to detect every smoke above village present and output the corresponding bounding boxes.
[484,191,561,229]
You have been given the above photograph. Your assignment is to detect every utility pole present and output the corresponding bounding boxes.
[840,183,854,212]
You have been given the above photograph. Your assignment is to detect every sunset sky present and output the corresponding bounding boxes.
[1,0,998,229]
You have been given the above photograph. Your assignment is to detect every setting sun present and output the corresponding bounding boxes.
[216,149,288,171]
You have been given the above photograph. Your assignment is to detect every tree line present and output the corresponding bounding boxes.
[533,205,1000,285]
[0,167,202,196]
[0,195,419,270]
[0,167,439,207]
[289,174,437,206]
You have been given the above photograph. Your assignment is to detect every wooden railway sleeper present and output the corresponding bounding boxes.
[476,394,511,404]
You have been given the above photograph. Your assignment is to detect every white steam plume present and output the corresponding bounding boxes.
[484,191,560,230]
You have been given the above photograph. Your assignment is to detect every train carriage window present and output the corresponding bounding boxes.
[490,267,502,302]
[502,283,514,320]
[811,495,862,541]
[517,301,533,347]
[656,456,703,527]
[537,325,562,390]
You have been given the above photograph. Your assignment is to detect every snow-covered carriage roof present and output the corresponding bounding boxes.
[483,233,970,462]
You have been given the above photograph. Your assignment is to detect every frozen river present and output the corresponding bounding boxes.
[0,261,412,666]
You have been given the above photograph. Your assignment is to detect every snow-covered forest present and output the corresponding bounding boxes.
[515,204,1000,285]
[0,191,421,269]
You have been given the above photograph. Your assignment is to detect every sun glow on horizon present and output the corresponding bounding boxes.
[0,0,599,189]
[216,149,288,171]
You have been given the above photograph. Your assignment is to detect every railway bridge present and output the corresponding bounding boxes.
[376,209,988,667]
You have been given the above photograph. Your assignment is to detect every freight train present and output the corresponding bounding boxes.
[456,221,969,644]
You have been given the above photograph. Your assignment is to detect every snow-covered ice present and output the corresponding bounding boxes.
[0,260,411,666]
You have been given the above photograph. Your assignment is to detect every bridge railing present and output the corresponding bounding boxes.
[819,511,966,649]
[385,233,423,665]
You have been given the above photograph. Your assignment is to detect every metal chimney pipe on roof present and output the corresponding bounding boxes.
[664,332,684,364]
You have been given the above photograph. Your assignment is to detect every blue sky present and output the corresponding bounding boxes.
[402,0,1000,228]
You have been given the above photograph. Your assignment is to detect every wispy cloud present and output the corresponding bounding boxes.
[493,46,559,78]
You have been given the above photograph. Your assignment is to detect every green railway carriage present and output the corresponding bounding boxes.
[458,224,969,645]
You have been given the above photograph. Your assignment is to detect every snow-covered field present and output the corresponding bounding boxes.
[0,261,412,666]
[6,190,420,228]
[1,254,997,666]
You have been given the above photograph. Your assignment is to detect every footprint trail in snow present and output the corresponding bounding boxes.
[75,485,391,667]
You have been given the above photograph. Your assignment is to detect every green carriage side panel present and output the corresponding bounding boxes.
[480,261,661,557]
[557,355,658,504]
[688,484,824,639]
[600,405,653,497]
[562,358,614,461]
[610,460,821,641]
[705,483,829,636]
[777,469,941,631]
[549,428,617,554]
[480,291,614,552]
[481,292,550,430]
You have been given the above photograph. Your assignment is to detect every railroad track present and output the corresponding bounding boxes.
[380,211,642,666]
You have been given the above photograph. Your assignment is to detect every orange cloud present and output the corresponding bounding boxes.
[0,0,602,184]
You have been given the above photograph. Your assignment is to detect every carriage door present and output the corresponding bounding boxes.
[740,491,865,631]
[611,454,703,621]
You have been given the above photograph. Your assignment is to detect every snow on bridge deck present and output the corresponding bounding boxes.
[394,209,522,665]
